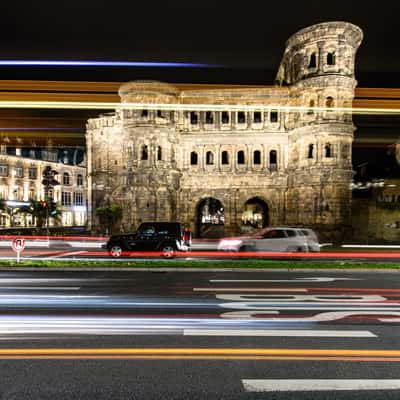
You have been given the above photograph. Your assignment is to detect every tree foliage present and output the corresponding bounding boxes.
[95,204,123,234]
[17,200,62,228]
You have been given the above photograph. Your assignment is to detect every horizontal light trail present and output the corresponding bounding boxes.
[220,306,400,310]
[0,60,217,68]
[0,100,396,116]
[242,379,400,392]
[183,329,376,337]
[0,287,80,290]
[0,348,399,361]
[210,277,359,283]
[0,278,112,284]
[194,288,309,292]
[343,245,400,249]
[51,251,86,258]
[0,315,380,335]
[29,250,400,260]
[0,235,107,241]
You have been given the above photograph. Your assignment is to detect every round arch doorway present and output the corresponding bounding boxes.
[241,197,269,232]
[196,197,224,238]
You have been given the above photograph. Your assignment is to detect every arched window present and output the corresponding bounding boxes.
[308,144,314,159]
[325,144,332,158]
[190,151,198,165]
[327,52,335,65]
[308,53,317,68]
[270,110,278,123]
[269,150,277,170]
[307,99,315,115]
[77,174,83,186]
[157,146,162,161]
[253,111,262,123]
[63,172,70,185]
[190,112,198,125]
[326,96,334,110]
[253,150,261,165]
[206,151,214,165]
[237,150,245,165]
[141,145,148,160]
[221,151,229,165]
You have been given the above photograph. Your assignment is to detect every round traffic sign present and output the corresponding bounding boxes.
[11,238,25,252]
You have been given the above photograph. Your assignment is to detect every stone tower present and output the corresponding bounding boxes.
[276,21,363,240]
[118,81,182,230]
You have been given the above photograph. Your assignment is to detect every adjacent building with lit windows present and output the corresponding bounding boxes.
[0,142,87,228]
[87,21,363,240]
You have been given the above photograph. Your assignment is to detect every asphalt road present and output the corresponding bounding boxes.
[0,269,399,399]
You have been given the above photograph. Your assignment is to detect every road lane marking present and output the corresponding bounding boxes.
[242,379,400,392]
[211,277,360,283]
[183,329,376,337]
[0,348,399,361]
[220,310,400,321]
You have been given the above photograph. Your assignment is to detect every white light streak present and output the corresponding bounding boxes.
[0,100,395,115]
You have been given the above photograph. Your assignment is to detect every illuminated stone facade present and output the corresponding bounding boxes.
[0,144,87,228]
[87,22,363,239]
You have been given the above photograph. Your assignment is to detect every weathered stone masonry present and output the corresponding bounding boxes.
[86,22,363,239]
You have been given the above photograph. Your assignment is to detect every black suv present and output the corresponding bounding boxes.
[106,222,192,258]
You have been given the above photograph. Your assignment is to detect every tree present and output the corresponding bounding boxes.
[0,198,13,226]
[95,204,123,235]
[17,200,61,230]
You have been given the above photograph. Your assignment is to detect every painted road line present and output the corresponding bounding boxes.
[0,348,399,361]
[210,277,360,283]
[242,379,400,392]
[183,329,376,337]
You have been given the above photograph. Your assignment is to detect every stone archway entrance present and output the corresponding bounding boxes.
[241,197,269,232]
[196,197,224,238]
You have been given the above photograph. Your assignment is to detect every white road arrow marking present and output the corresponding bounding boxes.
[210,277,360,283]
[242,379,400,392]
[221,310,400,322]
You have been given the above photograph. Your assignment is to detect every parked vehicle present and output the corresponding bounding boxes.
[217,227,320,252]
[106,222,192,258]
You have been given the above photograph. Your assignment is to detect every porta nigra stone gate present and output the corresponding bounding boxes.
[86,21,363,240]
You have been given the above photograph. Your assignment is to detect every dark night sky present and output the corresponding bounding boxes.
[0,1,399,85]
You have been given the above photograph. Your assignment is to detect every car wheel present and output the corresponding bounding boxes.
[109,245,123,257]
[162,245,176,258]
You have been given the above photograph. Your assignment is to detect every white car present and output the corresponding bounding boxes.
[218,227,320,252]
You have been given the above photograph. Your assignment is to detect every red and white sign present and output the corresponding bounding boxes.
[11,238,25,253]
